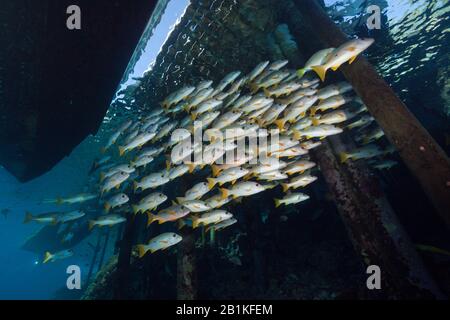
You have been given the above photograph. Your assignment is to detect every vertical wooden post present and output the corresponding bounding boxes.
[177,228,197,300]
[113,213,137,299]
[295,0,450,228]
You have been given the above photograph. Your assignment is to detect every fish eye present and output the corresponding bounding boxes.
[173,234,177,237]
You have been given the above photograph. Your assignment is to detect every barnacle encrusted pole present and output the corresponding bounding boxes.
[113,213,137,299]
[278,0,444,298]
[176,177,198,300]
[85,231,102,285]
[314,138,444,298]
[177,228,198,299]
[296,0,450,228]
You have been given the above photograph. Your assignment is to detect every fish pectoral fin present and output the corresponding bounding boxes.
[331,65,340,71]
[346,46,357,52]
[348,55,358,64]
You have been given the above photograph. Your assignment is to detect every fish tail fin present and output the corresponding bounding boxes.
[207,178,216,190]
[166,160,171,170]
[146,213,156,227]
[190,112,197,121]
[43,252,52,264]
[56,197,64,205]
[292,130,302,141]
[136,245,148,258]
[188,163,196,173]
[339,152,351,163]
[310,65,327,82]
[99,172,106,182]
[274,198,282,208]
[118,146,125,157]
[132,205,139,215]
[211,165,221,177]
[88,220,95,231]
[23,212,33,224]
[310,106,318,116]
[263,88,271,97]
[104,202,111,213]
[274,119,286,131]
[281,183,289,193]
[219,188,229,200]
[191,216,200,229]
[176,197,185,204]
[133,181,140,193]
[362,137,370,145]
[178,219,186,230]
[296,68,306,79]
[311,117,320,126]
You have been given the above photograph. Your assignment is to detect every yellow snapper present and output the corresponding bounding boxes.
[247,61,269,82]
[207,166,250,189]
[104,193,129,212]
[101,171,130,194]
[147,205,190,226]
[339,144,385,163]
[206,217,237,232]
[191,210,234,228]
[191,99,223,120]
[136,232,182,257]
[43,249,73,264]
[88,214,126,230]
[296,47,335,78]
[312,108,357,126]
[316,82,353,100]
[310,95,352,115]
[220,181,266,199]
[176,182,210,203]
[162,86,196,108]
[134,171,170,192]
[24,211,57,224]
[132,192,167,214]
[283,160,316,175]
[293,124,343,139]
[281,174,318,192]
[118,131,156,156]
[204,193,232,209]
[181,200,212,213]
[274,192,310,207]
[311,38,375,81]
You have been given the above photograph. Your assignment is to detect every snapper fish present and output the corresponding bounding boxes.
[310,38,375,81]
[293,124,343,140]
[220,181,267,199]
[132,192,167,215]
[43,249,73,264]
[162,86,196,109]
[206,217,237,232]
[147,205,190,226]
[274,192,310,207]
[56,210,85,224]
[88,214,126,230]
[296,48,335,78]
[136,233,182,257]
[281,174,318,192]
[24,212,58,224]
[118,131,156,156]
[191,210,234,228]
[339,144,385,163]
[104,193,129,212]
[101,171,130,194]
